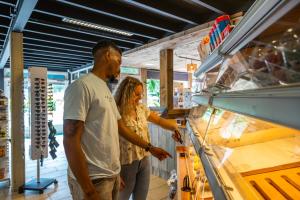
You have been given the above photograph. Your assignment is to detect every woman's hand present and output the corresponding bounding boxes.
[149,147,172,161]
[172,129,183,144]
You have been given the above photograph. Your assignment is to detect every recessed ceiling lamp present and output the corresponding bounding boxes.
[62,17,133,36]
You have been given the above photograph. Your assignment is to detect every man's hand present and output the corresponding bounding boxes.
[149,147,172,161]
[119,177,125,191]
[84,190,101,200]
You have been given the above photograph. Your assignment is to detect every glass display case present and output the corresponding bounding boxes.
[186,1,300,199]
[187,106,300,199]
[202,3,300,93]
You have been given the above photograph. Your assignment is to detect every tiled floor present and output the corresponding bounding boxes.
[0,136,170,200]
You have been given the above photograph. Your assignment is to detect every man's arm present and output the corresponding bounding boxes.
[63,119,99,199]
[118,119,171,160]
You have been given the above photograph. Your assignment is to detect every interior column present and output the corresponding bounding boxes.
[159,49,173,111]
[10,31,25,191]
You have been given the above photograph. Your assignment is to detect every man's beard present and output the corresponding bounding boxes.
[108,74,118,84]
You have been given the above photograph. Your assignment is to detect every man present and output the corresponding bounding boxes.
[63,40,171,200]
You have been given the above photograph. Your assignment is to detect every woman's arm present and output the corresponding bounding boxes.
[148,112,183,143]
[118,119,172,160]
[148,111,178,131]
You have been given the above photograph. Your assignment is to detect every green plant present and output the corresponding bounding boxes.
[147,79,160,97]
[147,79,160,107]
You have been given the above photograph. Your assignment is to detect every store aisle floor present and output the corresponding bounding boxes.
[0,136,170,200]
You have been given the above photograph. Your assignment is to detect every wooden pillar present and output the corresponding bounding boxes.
[10,32,25,191]
[140,68,147,105]
[160,49,173,111]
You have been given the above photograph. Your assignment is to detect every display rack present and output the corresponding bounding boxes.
[29,67,49,160]
[47,83,59,160]
[0,90,10,186]
[19,67,57,194]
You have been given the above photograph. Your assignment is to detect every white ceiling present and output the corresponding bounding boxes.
[122,22,212,72]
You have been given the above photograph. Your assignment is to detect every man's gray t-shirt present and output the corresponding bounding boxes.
[63,73,121,179]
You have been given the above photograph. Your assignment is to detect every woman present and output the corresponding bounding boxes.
[114,76,181,200]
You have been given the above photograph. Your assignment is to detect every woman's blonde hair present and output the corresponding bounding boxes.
[114,76,143,116]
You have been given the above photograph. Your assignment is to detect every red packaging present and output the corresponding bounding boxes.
[215,15,231,42]
[209,29,215,51]
[211,25,218,48]
[222,25,233,39]
[213,24,220,46]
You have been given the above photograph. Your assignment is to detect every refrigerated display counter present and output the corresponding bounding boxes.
[179,1,300,199]
[186,106,300,199]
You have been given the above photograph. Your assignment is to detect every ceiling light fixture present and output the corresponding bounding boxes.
[186,60,197,73]
[62,17,134,37]
[145,63,154,66]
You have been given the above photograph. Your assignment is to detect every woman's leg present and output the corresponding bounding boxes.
[119,160,139,200]
[132,156,151,200]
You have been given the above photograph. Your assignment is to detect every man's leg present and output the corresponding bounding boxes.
[94,176,119,200]
[112,175,120,200]
[68,171,119,200]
